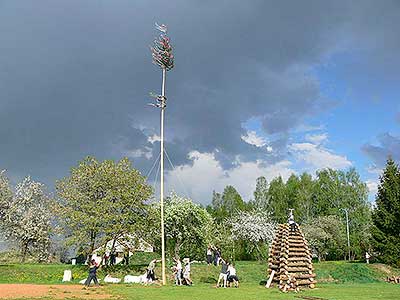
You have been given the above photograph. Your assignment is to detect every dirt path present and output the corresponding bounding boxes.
[0,284,114,299]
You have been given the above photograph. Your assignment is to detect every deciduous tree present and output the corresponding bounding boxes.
[55,156,153,256]
[0,174,51,262]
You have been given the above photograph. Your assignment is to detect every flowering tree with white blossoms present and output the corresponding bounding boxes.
[231,210,276,259]
[150,192,213,259]
[0,174,52,262]
[0,170,13,221]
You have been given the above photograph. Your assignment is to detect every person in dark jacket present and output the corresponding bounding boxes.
[84,259,101,287]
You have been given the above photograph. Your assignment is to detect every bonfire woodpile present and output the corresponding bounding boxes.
[386,276,400,284]
[266,223,316,292]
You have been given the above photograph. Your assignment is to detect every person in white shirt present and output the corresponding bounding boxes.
[182,258,192,285]
[173,257,183,285]
[227,264,239,288]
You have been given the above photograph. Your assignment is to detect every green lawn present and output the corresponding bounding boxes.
[0,260,399,299]
[108,283,400,300]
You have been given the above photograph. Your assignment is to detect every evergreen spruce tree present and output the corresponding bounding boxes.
[371,158,400,267]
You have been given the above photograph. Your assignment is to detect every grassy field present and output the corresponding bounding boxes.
[0,258,399,299]
[109,283,400,300]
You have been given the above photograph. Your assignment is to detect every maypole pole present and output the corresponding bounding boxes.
[150,23,174,286]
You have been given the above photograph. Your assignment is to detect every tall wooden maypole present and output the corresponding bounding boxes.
[150,23,174,285]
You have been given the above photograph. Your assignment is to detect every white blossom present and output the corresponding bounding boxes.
[0,175,51,261]
[231,210,276,244]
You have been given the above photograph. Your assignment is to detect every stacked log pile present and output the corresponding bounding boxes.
[267,223,316,291]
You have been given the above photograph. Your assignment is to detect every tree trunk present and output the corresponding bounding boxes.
[21,241,28,263]
[174,239,181,258]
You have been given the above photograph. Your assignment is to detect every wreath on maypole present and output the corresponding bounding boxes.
[151,23,174,71]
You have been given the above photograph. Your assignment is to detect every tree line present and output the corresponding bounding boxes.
[0,156,398,267]
[207,168,370,261]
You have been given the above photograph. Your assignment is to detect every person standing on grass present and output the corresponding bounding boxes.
[214,247,221,266]
[216,258,229,288]
[227,264,239,288]
[206,245,213,265]
[183,258,193,285]
[84,259,101,287]
[146,258,161,283]
[173,257,183,285]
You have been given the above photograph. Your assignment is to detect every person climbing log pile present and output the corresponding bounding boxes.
[266,210,316,291]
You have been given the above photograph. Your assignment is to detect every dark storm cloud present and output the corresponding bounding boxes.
[362,133,400,168]
[0,0,399,188]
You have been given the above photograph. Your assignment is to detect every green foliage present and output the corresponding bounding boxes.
[150,192,214,260]
[209,186,246,224]
[266,168,370,260]
[267,176,288,223]
[371,158,400,267]
[302,216,346,261]
[55,156,153,255]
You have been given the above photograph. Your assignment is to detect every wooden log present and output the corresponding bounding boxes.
[288,257,311,262]
[287,261,313,267]
[289,247,310,252]
[288,237,305,242]
[268,264,279,269]
[287,267,310,273]
[297,279,318,285]
[287,273,316,279]
[289,253,311,258]
[265,270,275,288]
[288,242,306,247]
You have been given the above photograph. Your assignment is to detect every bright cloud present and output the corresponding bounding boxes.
[148,134,161,144]
[289,142,352,171]
[241,131,267,147]
[366,179,379,197]
[164,151,294,204]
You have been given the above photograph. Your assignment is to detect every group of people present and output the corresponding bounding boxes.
[206,245,222,266]
[84,251,239,288]
[171,257,193,285]
[216,258,239,288]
